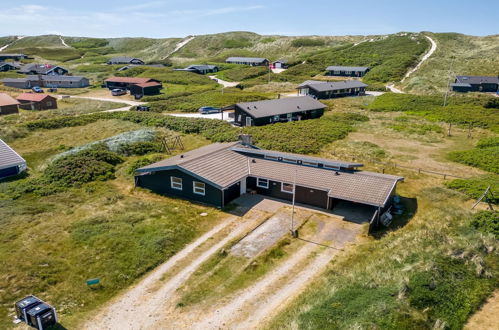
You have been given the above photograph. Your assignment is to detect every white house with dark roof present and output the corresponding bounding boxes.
[0,139,26,179]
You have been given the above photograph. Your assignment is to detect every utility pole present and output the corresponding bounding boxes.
[290,169,298,238]
[443,57,455,136]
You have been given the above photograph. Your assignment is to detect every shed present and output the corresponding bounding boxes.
[0,93,19,115]
[17,93,58,110]
[129,81,163,97]
[0,138,26,179]
[104,77,161,91]
[232,96,326,127]
[272,60,288,69]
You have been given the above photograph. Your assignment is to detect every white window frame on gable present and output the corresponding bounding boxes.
[193,181,206,195]
[324,164,340,170]
[257,178,269,189]
[171,177,183,190]
[281,182,294,194]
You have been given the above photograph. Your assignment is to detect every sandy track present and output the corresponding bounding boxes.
[83,215,249,330]
[192,217,362,329]
[386,35,437,93]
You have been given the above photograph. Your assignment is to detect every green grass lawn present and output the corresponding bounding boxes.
[0,117,223,328]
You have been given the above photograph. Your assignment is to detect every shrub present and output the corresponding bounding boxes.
[448,147,499,174]
[118,141,163,156]
[408,256,496,329]
[222,38,252,48]
[127,155,164,174]
[44,149,123,186]
[476,136,499,149]
[389,123,443,135]
[216,66,269,82]
[470,211,499,238]
[244,117,354,154]
[445,175,499,204]
[70,38,109,49]
[484,98,499,109]
[291,38,325,47]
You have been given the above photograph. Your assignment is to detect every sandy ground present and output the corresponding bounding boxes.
[465,290,499,330]
[190,213,362,329]
[169,112,233,122]
[387,35,437,92]
[163,36,195,59]
[83,210,265,330]
[82,196,364,329]
[402,36,437,82]
[209,76,240,88]
[57,95,145,112]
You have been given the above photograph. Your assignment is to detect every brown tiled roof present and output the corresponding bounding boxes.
[248,159,397,206]
[16,93,54,102]
[104,77,154,84]
[135,82,162,88]
[137,142,403,206]
[0,93,19,106]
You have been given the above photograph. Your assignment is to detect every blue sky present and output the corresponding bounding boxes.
[0,0,498,37]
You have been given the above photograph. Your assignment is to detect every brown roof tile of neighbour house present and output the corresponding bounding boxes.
[0,93,19,106]
[298,80,368,92]
[16,93,54,102]
[235,96,326,119]
[0,139,25,170]
[137,142,403,207]
[104,77,155,84]
[135,82,163,88]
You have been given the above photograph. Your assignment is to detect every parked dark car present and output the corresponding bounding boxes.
[48,87,58,92]
[198,106,221,114]
[31,86,43,93]
[136,105,150,111]
[111,88,126,96]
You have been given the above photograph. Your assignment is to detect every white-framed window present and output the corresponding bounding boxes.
[171,177,183,190]
[281,182,294,194]
[302,161,318,167]
[257,178,269,189]
[193,181,206,195]
[282,157,297,164]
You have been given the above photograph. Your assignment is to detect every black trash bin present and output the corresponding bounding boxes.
[26,303,58,330]
[15,295,42,323]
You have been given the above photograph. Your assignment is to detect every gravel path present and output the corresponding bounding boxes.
[193,215,362,329]
[83,214,262,330]
[163,36,195,59]
[386,35,437,93]
[209,76,240,88]
[59,36,70,48]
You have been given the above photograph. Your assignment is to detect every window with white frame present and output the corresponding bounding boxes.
[193,181,206,195]
[281,182,294,193]
[282,157,297,164]
[171,177,183,190]
[257,178,269,188]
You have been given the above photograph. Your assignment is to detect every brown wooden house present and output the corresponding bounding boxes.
[16,93,58,110]
[0,93,19,115]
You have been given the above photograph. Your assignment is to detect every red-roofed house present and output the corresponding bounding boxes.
[0,93,19,115]
[104,77,160,89]
[16,93,58,110]
[129,81,163,96]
